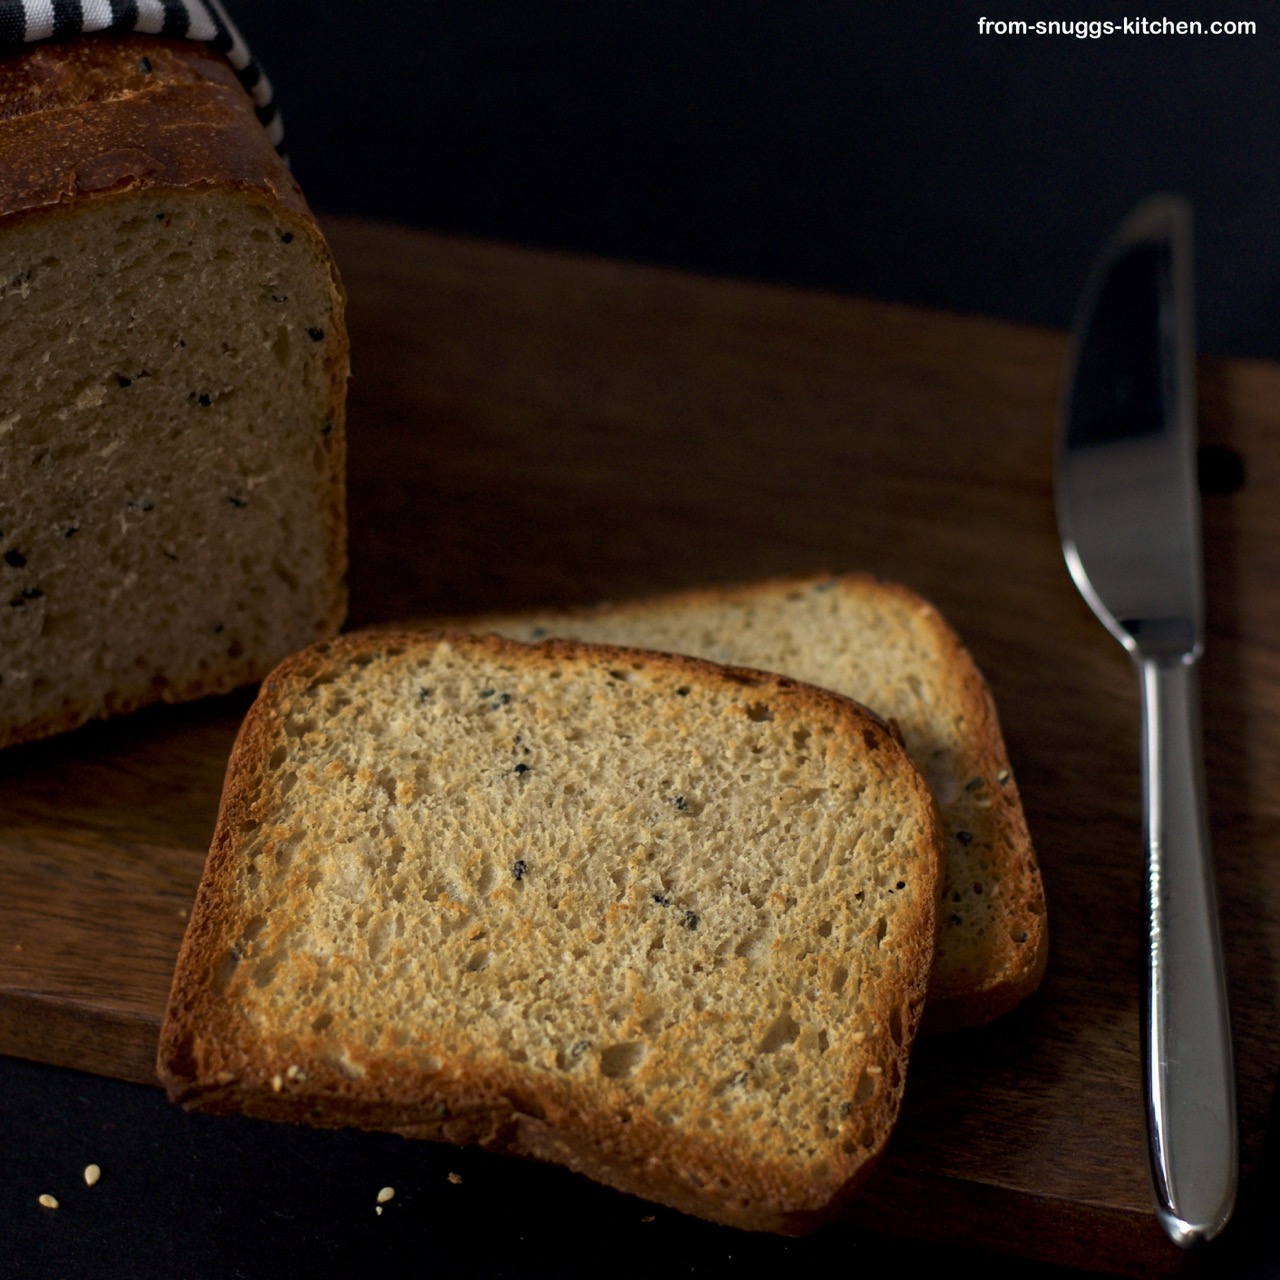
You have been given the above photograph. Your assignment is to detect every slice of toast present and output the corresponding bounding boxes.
[158,630,942,1232]
[464,575,1047,1032]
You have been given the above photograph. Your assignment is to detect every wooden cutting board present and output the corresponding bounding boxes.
[2,218,1277,1277]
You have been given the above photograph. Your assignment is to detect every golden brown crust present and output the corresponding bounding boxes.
[447,572,1048,1031]
[0,36,307,222]
[0,35,348,751]
[158,629,943,1232]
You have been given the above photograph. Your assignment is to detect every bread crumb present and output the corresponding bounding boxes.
[641,1214,655,1223]
[447,1172,462,1185]
[38,1194,58,1209]
[83,1164,101,1187]
[12,942,21,952]
[376,1186,395,1204]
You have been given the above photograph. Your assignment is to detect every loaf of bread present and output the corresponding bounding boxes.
[158,630,943,1232]
[463,574,1047,1032]
[0,36,347,749]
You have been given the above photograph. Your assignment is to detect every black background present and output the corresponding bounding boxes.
[5,4,1280,1277]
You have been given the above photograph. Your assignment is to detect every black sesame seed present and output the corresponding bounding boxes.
[513,763,529,775]
[530,627,548,639]
[896,880,906,890]
[195,393,212,407]
[673,796,687,811]
[652,893,671,907]
[138,57,153,73]
[307,327,325,342]
[3,549,25,568]
[480,689,494,698]
[731,1070,749,1087]
[321,421,335,436]
[418,686,432,701]
[512,859,527,881]
[571,1041,590,1058]
[62,526,78,539]
[498,693,511,705]
[8,595,24,608]
[956,831,973,845]
[116,374,132,388]
[271,294,288,303]
[683,911,699,931]
[227,496,247,508]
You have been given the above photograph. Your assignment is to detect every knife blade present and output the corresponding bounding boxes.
[1056,194,1236,1246]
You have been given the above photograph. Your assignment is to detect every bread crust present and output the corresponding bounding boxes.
[158,629,944,1232]
[451,572,1048,1032]
[0,35,348,749]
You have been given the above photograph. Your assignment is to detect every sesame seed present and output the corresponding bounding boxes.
[377,1186,395,1204]
[375,1205,383,1216]
[38,1193,58,1209]
[270,1074,283,1092]
[83,1164,101,1187]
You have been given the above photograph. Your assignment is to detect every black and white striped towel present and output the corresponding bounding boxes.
[0,1,280,152]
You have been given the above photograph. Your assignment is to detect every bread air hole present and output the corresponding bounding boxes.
[759,1011,800,1054]
[599,1042,646,1079]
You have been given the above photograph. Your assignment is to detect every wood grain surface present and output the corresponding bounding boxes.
[2,218,1278,1277]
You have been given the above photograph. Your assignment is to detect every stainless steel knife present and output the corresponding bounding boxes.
[1056,194,1236,1246]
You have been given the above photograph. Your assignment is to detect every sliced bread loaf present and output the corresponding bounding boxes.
[158,630,942,1232]
[463,575,1047,1032]
[0,37,347,749]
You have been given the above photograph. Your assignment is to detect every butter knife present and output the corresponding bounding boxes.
[1056,194,1236,1246]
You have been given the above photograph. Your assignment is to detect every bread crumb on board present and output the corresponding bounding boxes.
[447,1172,463,1186]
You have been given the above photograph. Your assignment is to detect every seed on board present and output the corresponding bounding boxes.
[83,1164,101,1187]
[38,1193,58,1209]
[376,1186,395,1204]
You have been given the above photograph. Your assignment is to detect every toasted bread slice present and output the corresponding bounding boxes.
[158,630,942,1232]
[465,575,1046,1031]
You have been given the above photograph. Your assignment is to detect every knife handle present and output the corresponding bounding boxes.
[1138,654,1237,1246]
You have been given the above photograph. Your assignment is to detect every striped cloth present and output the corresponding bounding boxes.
[0,1,281,152]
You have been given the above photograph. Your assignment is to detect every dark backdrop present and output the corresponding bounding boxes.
[234,1,1280,358]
